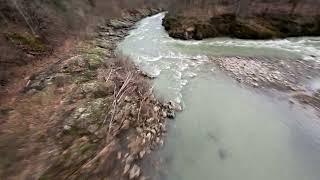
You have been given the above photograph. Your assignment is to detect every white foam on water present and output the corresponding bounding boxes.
[118,13,320,180]
[308,78,320,92]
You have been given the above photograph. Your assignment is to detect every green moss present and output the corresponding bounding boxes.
[86,47,107,56]
[7,32,47,52]
[74,71,97,84]
[79,143,97,154]
[77,43,106,69]
[85,53,104,69]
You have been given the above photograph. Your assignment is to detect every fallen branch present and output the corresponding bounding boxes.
[105,69,114,83]
[116,72,133,98]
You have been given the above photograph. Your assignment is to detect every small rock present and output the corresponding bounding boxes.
[78,107,86,113]
[150,129,156,134]
[167,110,175,119]
[146,132,152,140]
[139,150,146,158]
[124,96,132,102]
[153,106,160,112]
[159,139,164,146]
[129,164,141,179]
[289,99,295,104]
[123,163,131,175]
[146,118,154,123]
[136,127,143,133]
[161,111,167,118]
[168,101,182,111]
[63,125,71,131]
[252,82,259,87]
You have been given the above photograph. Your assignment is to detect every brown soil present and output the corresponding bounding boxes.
[0,8,171,180]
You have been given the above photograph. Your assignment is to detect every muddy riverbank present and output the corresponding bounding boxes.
[0,8,177,180]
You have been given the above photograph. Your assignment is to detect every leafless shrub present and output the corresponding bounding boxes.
[98,56,164,146]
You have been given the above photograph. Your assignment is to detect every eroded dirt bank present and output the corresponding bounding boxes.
[0,8,178,180]
[162,13,320,40]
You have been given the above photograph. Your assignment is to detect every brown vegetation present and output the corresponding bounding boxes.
[0,6,172,179]
[0,0,162,91]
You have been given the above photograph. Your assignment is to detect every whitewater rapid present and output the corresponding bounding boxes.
[118,13,320,180]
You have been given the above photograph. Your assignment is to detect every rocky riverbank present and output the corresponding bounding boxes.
[162,13,320,40]
[212,56,320,115]
[0,8,177,180]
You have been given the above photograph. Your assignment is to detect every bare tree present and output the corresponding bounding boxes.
[11,0,37,35]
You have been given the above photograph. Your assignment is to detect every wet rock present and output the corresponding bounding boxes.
[166,110,175,119]
[218,148,228,160]
[161,111,167,118]
[141,71,157,79]
[168,101,182,111]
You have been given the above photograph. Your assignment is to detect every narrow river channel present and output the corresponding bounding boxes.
[118,13,320,180]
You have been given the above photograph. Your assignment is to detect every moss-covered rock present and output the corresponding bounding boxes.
[6,32,48,52]
[64,98,112,135]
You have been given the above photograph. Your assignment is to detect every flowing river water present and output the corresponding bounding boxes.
[118,13,320,180]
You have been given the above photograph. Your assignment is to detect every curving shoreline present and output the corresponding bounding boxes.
[161,11,320,114]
